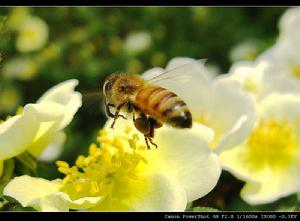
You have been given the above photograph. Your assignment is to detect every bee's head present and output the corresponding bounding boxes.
[103,74,118,102]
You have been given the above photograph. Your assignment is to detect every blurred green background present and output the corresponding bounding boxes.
[1,7,295,211]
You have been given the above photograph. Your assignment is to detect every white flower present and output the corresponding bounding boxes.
[2,57,38,81]
[0,79,82,175]
[278,7,300,41]
[230,40,259,62]
[226,51,300,101]
[226,7,300,101]
[260,43,300,81]
[4,119,221,211]
[253,7,300,84]
[143,57,256,154]
[220,93,300,204]
[123,32,152,55]
[16,16,49,53]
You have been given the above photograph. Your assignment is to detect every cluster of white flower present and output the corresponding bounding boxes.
[220,7,300,205]
[1,7,300,211]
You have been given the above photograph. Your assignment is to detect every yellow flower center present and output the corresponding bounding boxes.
[56,128,148,203]
[292,65,300,79]
[246,119,299,170]
[23,28,39,40]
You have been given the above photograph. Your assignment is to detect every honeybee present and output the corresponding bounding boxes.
[103,59,203,149]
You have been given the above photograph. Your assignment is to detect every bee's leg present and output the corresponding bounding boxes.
[144,136,151,150]
[110,102,127,129]
[147,118,160,148]
[143,135,158,150]
[148,137,158,149]
[106,103,126,119]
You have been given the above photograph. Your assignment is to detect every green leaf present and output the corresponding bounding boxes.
[0,159,15,199]
[186,206,219,212]
[1,196,36,211]
[0,16,7,32]
[186,202,193,210]
[14,152,37,176]
[276,194,298,212]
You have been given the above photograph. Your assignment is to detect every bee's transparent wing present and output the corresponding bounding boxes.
[81,91,105,117]
[144,59,207,86]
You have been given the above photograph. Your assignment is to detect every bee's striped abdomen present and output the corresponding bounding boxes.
[135,86,192,128]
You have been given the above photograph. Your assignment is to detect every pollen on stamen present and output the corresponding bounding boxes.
[89,143,99,155]
[75,155,85,167]
[56,160,69,168]
[57,166,70,175]
[75,183,83,193]
[90,181,100,194]
[56,128,148,202]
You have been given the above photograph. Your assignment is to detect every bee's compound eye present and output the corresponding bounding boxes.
[118,86,125,92]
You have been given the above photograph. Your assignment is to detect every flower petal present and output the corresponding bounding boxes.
[3,175,62,211]
[146,122,221,202]
[263,75,300,97]
[208,78,256,153]
[25,102,66,157]
[4,175,103,211]
[259,93,300,122]
[226,60,268,98]
[279,7,300,36]
[103,118,220,203]
[37,79,82,129]
[241,161,300,204]
[219,145,262,183]
[0,105,40,160]
[91,172,187,212]
[38,132,66,162]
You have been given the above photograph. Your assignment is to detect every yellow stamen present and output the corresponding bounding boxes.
[75,183,83,192]
[58,167,70,175]
[90,181,100,194]
[75,155,85,167]
[57,129,148,202]
[56,161,69,168]
[246,118,298,170]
